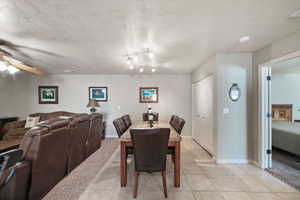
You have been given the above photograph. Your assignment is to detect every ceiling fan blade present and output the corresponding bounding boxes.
[13,63,44,75]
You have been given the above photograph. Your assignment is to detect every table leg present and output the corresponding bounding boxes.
[120,141,127,187]
[174,141,181,187]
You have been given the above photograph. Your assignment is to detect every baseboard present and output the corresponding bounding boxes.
[216,159,250,164]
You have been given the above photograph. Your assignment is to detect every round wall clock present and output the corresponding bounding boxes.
[229,83,241,102]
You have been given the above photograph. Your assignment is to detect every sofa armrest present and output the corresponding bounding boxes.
[4,120,26,130]
[0,161,31,200]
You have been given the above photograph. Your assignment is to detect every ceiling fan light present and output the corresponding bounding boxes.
[139,68,144,72]
[129,65,134,70]
[151,68,156,72]
[126,58,132,65]
[0,61,8,71]
[239,36,250,43]
[133,56,138,63]
[7,66,19,74]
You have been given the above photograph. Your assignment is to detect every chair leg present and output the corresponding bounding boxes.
[133,172,139,198]
[171,154,175,163]
[161,171,168,198]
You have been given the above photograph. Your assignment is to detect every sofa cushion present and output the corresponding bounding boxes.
[25,116,40,128]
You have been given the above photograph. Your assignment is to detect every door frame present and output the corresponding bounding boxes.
[258,50,300,169]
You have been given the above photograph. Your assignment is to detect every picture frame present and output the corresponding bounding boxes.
[139,87,159,103]
[38,86,59,104]
[89,87,108,102]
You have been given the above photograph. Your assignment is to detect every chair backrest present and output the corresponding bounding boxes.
[68,114,91,172]
[122,114,132,129]
[0,149,23,190]
[130,128,170,172]
[175,118,185,134]
[170,115,179,128]
[142,113,159,121]
[20,118,71,200]
[169,115,175,125]
[86,113,103,157]
[113,118,127,138]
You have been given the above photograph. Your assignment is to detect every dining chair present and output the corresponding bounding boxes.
[130,128,170,198]
[169,115,176,126]
[168,116,185,162]
[0,149,23,190]
[113,117,133,157]
[121,114,132,129]
[142,112,159,121]
[174,117,185,135]
[113,118,127,137]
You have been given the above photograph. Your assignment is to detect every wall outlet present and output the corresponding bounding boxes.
[223,108,230,114]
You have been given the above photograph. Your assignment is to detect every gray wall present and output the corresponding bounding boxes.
[24,74,192,137]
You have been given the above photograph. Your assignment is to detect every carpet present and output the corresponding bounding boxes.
[43,138,119,200]
[266,148,300,191]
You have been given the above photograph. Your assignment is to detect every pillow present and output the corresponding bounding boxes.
[24,116,40,128]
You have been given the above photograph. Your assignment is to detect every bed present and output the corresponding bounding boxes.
[272,104,300,156]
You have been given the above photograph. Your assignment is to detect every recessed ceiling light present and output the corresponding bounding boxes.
[239,36,250,43]
[129,65,134,70]
[139,68,144,72]
[151,68,156,72]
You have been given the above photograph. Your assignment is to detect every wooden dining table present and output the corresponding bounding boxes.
[119,121,182,187]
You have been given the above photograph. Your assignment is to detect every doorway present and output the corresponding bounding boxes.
[259,51,300,190]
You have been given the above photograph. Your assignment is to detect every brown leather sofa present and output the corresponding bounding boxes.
[1,111,76,141]
[0,113,103,200]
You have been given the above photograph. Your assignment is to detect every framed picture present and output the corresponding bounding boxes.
[139,87,159,103]
[89,87,108,102]
[38,86,58,104]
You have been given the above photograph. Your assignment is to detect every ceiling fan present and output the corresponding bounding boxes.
[0,39,44,75]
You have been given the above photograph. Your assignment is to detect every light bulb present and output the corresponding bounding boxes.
[133,56,138,63]
[148,52,154,59]
[129,65,134,70]
[151,68,156,72]
[126,58,132,65]
[7,66,20,74]
[139,68,144,72]
[0,61,8,71]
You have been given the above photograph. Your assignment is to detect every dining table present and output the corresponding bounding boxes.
[119,120,182,187]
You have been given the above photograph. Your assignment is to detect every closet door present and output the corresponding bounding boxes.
[192,75,214,155]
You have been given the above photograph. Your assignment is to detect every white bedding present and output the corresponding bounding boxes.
[272,121,300,136]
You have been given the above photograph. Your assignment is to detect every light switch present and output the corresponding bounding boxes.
[223,108,230,114]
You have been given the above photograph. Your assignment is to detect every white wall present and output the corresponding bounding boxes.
[215,53,252,163]
[272,73,300,121]
[25,74,192,137]
[192,53,252,163]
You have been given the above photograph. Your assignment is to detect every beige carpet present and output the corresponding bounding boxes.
[43,138,119,200]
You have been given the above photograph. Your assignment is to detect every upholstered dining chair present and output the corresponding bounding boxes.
[169,115,176,126]
[0,149,23,190]
[113,118,127,138]
[130,128,170,198]
[142,112,159,121]
[168,116,185,162]
[113,117,133,157]
[121,114,132,129]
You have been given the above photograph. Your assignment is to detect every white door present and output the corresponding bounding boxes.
[192,75,214,155]
[259,66,272,169]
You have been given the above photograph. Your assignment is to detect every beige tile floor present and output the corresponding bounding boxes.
[80,139,299,200]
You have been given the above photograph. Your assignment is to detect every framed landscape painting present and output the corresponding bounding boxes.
[89,87,108,102]
[38,86,58,104]
[139,87,159,103]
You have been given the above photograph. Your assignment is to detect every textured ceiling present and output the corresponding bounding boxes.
[0,0,300,74]
[272,56,300,74]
